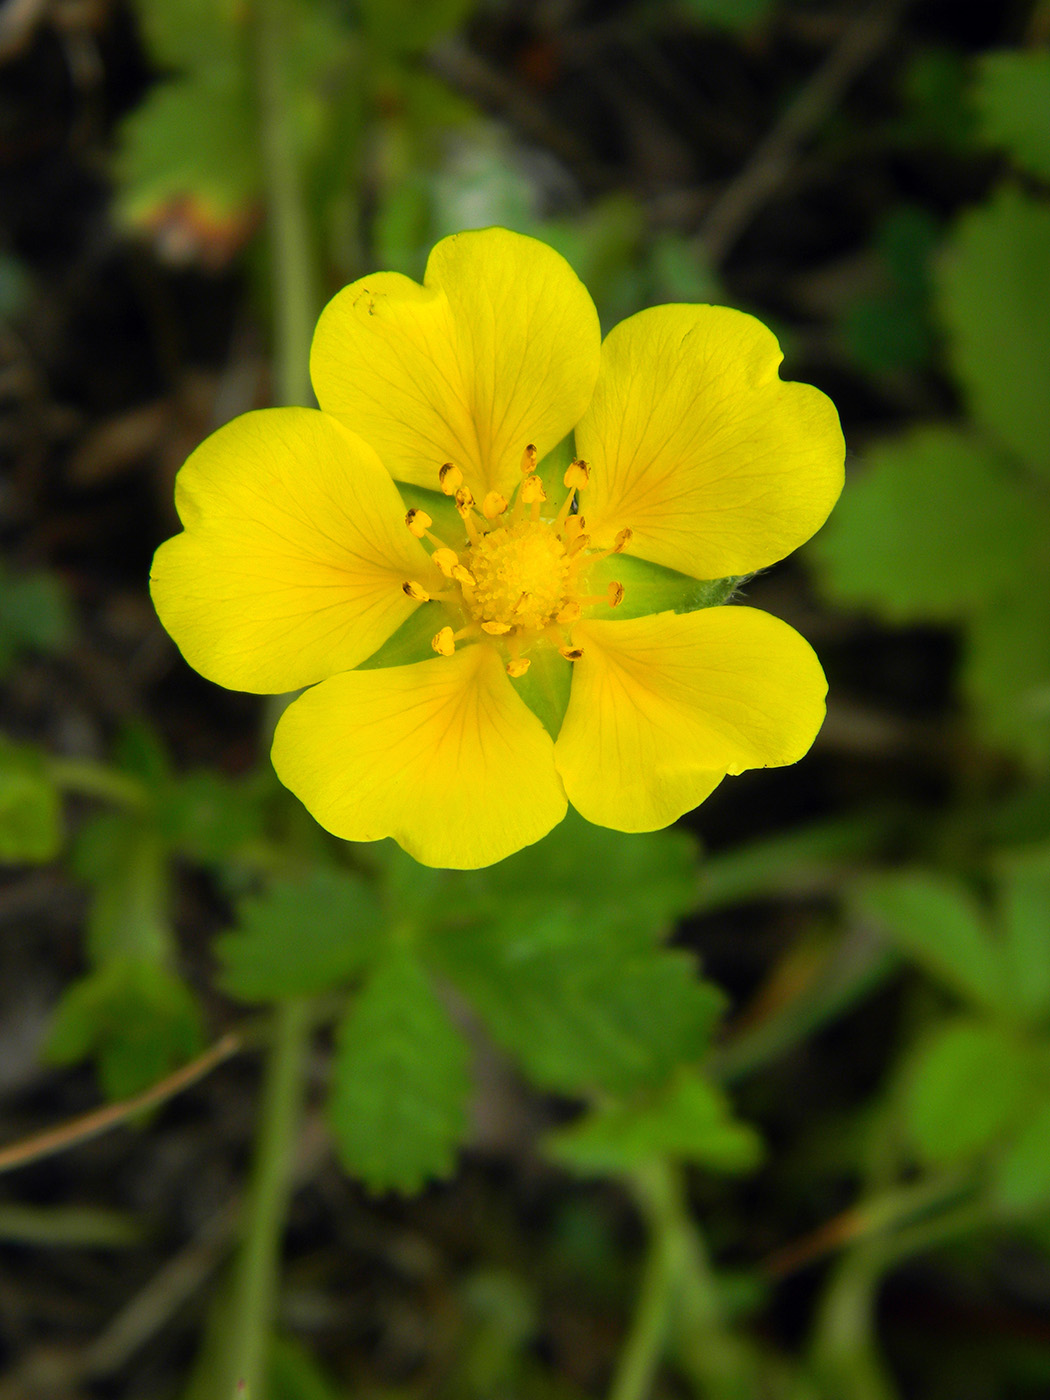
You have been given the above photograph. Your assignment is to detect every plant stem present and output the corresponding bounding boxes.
[610,1160,755,1400]
[218,999,311,1400]
[251,0,316,408]
[46,757,149,811]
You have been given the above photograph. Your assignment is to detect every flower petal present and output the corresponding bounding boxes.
[576,305,844,577]
[150,408,430,693]
[555,607,827,831]
[271,643,568,868]
[310,227,601,498]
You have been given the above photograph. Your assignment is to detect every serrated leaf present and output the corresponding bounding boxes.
[811,428,1040,622]
[430,906,722,1096]
[857,871,1009,1014]
[997,848,1050,1024]
[994,1099,1050,1213]
[974,51,1050,182]
[905,1020,1033,1164]
[216,869,383,1002]
[328,946,471,1192]
[936,187,1050,471]
[458,807,700,943]
[548,1070,762,1176]
[46,958,203,1100]
[0,736,62,864]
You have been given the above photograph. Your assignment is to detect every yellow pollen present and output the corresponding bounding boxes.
[482,620,512,635]
[405,508,431,537]
[402,580,430,602]
[482,490,508,519]
[431,626,454,656]
[506,658,530,678]
[559,645,584,661]
[467,520,571,633]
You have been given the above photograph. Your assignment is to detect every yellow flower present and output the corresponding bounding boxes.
[151,228,843,869]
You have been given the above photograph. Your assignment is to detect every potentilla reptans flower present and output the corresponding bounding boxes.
[151,228,844,868]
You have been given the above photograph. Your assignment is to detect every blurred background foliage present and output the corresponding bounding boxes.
[3,0,1050,1398]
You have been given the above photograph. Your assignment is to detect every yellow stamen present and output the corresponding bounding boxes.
[452,563,476,595]
[567,532,591,556]
[455,487,481,543]
[402,580,430,602]
[563,514,586,543]
[563,458,590,491]
[559,645,584,661]
[439,462,463,495]
[520,443,538,475]
[482,490,508,519]
[520,474,546,505]
[556,601,581,624]
[431,626,454,656]
[482,620,512,635]
[432,547,459,578]
[614,527,632,552]
[506,658,530,678]
[607,581,625,607]
[405,508,432,538]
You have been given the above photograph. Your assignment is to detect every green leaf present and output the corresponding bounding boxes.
[355,0,476,55]
[548,1070,762,1176]
[811,427,1041,622]
[680,0,774,31]
[71,815,171,964]
[994,1099,1050,1213]
[158,770,264,862]
[116,72,259,228]
[0,736,62,864]
[46,958,203,1100]
[974,51,1050,182]
[460,808,700,944]
[997,848,1050,1024]
[936,187,1050,471]
[429,906,722,1096]
[963,580,1050,769]
[328,946,471,1192]
[216,869,383,1002]
[0,564,73,671]
[857,871,1009,1014]
[905,1020,1034,1164]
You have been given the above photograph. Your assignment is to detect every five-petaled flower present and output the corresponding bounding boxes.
[151,228,844,868]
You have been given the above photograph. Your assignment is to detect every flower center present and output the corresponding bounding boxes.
[401,448,631,678]
[467,521,570,632]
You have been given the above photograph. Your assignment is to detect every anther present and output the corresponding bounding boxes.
[451,564,476,592]
[431,626,455,656]
[563,514,587,542]
[614,527,632,552]
[482,490,508,519]
[402,580,430,602]
[439,462,463,495]
[432,547,459,578]
[506,658,531,678]
[482,620,512,635]
[454,486,475,514]
[405,508,432,538]
[559,645,584,661]
[607,581,625,607]
[567,532,591,556]
[556,601,581,625]
[520,444,538,475]
[520,474,546,505]
[563,458,590,490]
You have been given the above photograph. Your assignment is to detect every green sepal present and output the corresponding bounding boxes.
[511,642,572,740]
[585,552,742,621]
[356,602,449,671]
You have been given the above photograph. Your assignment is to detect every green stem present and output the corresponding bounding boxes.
[218,999,311,1400]
[611,1161,754,1400]
[46,757,149,811]
[251,0,316,408]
